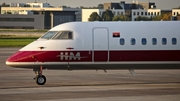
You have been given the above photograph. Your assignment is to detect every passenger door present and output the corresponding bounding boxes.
[93,28,109,62]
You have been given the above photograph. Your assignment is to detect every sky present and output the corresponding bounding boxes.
[0,0,180,9]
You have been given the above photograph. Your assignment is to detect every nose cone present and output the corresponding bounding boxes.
[6,51,20,67]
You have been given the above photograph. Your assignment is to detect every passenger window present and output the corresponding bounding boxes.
[152,38,157,45]
[53,31,73,39]
[120,38,125,45]
[142,38,147,45]
[162,38,167,45]
[172,38,177,45]
[131,38,136,45]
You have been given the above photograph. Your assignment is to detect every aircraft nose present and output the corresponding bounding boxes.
[5,59,12,67]
[6,51,20,67]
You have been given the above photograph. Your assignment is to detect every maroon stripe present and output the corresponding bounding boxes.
[7,50,180,62]
[109,50,180,61]
[94,51,108,61]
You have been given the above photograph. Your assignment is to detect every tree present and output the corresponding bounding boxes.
[97,4,104,9]
[88,12,102,21]
[1,2,10,7]
[152,15,162,21]
[2,3,6,6]
[161,13,172,21]
[135,16,151,21]
[6,12,12,14]
[113,15,130,21]
[61,5,67,8]
[80,6,84,8]
[102,10,114,21]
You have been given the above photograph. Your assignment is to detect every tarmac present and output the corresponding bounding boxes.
[0,48,180,101]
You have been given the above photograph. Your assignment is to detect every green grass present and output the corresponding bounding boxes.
[0,34,41,39]
[0,34,40,47]
[0,29,48,32]
[0,38,37,47]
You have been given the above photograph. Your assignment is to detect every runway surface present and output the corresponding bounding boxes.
[0,48,180,101]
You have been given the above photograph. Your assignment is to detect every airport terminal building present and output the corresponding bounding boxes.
[0,1,179,29]
[0,14,44,29]
[0,2,81,29]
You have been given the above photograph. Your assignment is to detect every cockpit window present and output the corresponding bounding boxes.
[52,31,73,39]
[40,31,58,39]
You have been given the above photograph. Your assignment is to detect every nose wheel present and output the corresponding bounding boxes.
[34,66,47,85]
[36,75,46,85]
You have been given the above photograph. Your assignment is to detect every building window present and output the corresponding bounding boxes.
[133,12,136,15]
[174,12,176,16]
[148,12,150,15]
[141,12,144,15]
[137,12,139,16]
[120,38,125,45]
[142,38,147,45]
[117,12,120,15]
[0,26,34,29]
[154,12,156,16]
[121,12,123,15]
[113,12,116,15]
[145,12,147,15]
[53,13,75,26]
[172,38,177,45]
[151,12,153,15]
[162,38,167,45]
[152,38,157,45]
[131,38,136,45]
[0,18,34,22]
[157,12,160,15]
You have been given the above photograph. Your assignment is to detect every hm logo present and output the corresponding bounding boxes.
[58,52,81,60]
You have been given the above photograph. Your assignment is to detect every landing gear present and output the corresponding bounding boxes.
[34,66,46,85]
[36,75,46,85]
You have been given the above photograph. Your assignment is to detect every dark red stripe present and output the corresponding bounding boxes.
[109,50,180,61]
[7,50,180,62]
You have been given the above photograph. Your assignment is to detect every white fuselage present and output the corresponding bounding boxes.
[6,21,180,70]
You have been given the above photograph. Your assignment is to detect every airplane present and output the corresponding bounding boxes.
[6,21,180,85]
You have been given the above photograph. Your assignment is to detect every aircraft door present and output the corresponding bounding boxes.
[93,28,109,62]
